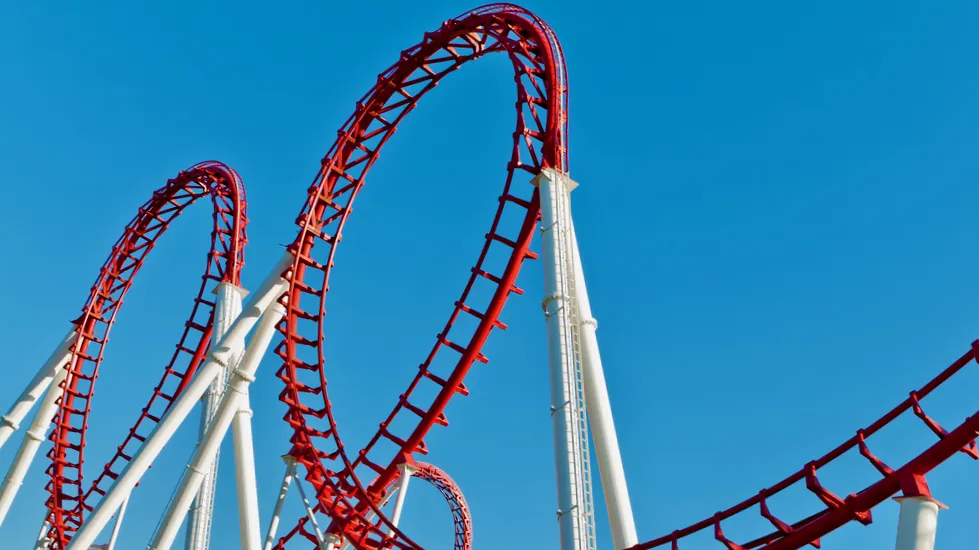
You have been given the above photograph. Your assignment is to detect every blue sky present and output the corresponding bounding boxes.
[2,1,979,549]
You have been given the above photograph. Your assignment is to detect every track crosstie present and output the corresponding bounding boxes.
[269,4,568,549]
[17,4,978,550]
[43,162,248,547]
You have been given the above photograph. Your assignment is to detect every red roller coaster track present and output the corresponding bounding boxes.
[270,4,566,549]
[413,463,473,550]
[42,161,249,545]
[24,3,978,550]
[35,160,476,549]
[627,344,979,550]
[264,3,979,548]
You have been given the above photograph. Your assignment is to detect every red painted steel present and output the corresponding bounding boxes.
[413,463,473,550]
[24,4,979,550]
[42,162,248,548]
[270,3,567,548]
[629,345,979,550]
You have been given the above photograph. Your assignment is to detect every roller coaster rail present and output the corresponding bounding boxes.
[0,4,970,550]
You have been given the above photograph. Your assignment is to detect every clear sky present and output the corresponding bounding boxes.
[2,1,979,549]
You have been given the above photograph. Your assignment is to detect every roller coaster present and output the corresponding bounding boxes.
[0,4,968,550]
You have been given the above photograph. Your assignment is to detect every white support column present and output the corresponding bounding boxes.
[186,282,246,550]
[149,301,286,550]
[894,496,945,550]
[568,221,639,549]
[293,468,330,550]
[263,456,298,550]
[324,534,342,550]
[232,389,262,550]
[388,463,417,533]
[34,521,52,550]
[533,169,591,550]
[0,329,76,450]
[106,493,131,550]
[66,252,294,550]
[0,346,77,526]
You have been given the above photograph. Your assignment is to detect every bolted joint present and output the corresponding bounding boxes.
[209,353,231,369]
[1,415,19,431]
[894,472,948,509]
[230,369,257,384]
[397,462,419,477]
[212,280,249,298]
[899,473,932,499]
[531,168,580,191]
[1,475,23,488]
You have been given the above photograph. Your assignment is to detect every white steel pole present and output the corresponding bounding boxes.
[186,282,246,550]
[263,456,298,550]
[34,521,52,550]
[567,220,639,549]
[66,252,294,550]
[894,496,945,550]
[324,534,342,550]
[149,302,286,550]
[106,493,132,550]
[293,472,330,550]
[0,329,76,450]
[533,170,589,550]
[0,349,76,526]
[388,463,416,532]
[232,389,262,550]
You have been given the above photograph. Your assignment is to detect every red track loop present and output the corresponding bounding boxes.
[43,161,248,548]
[272,3,567,548]
[413,463,473,550]
[630,344,979,550]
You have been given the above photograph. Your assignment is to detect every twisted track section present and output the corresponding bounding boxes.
[43,161,248,548]
[270,3,567,548]
[630,343,979,550]
[413,463,473,550]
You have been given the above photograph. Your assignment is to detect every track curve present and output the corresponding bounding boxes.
[629,343,979,550]
[26,5,973,550]
[43,161,248,547]
[413,463,473,550]
[271,3,567,548]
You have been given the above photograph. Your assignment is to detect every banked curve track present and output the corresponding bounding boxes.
[29,3,978,550]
